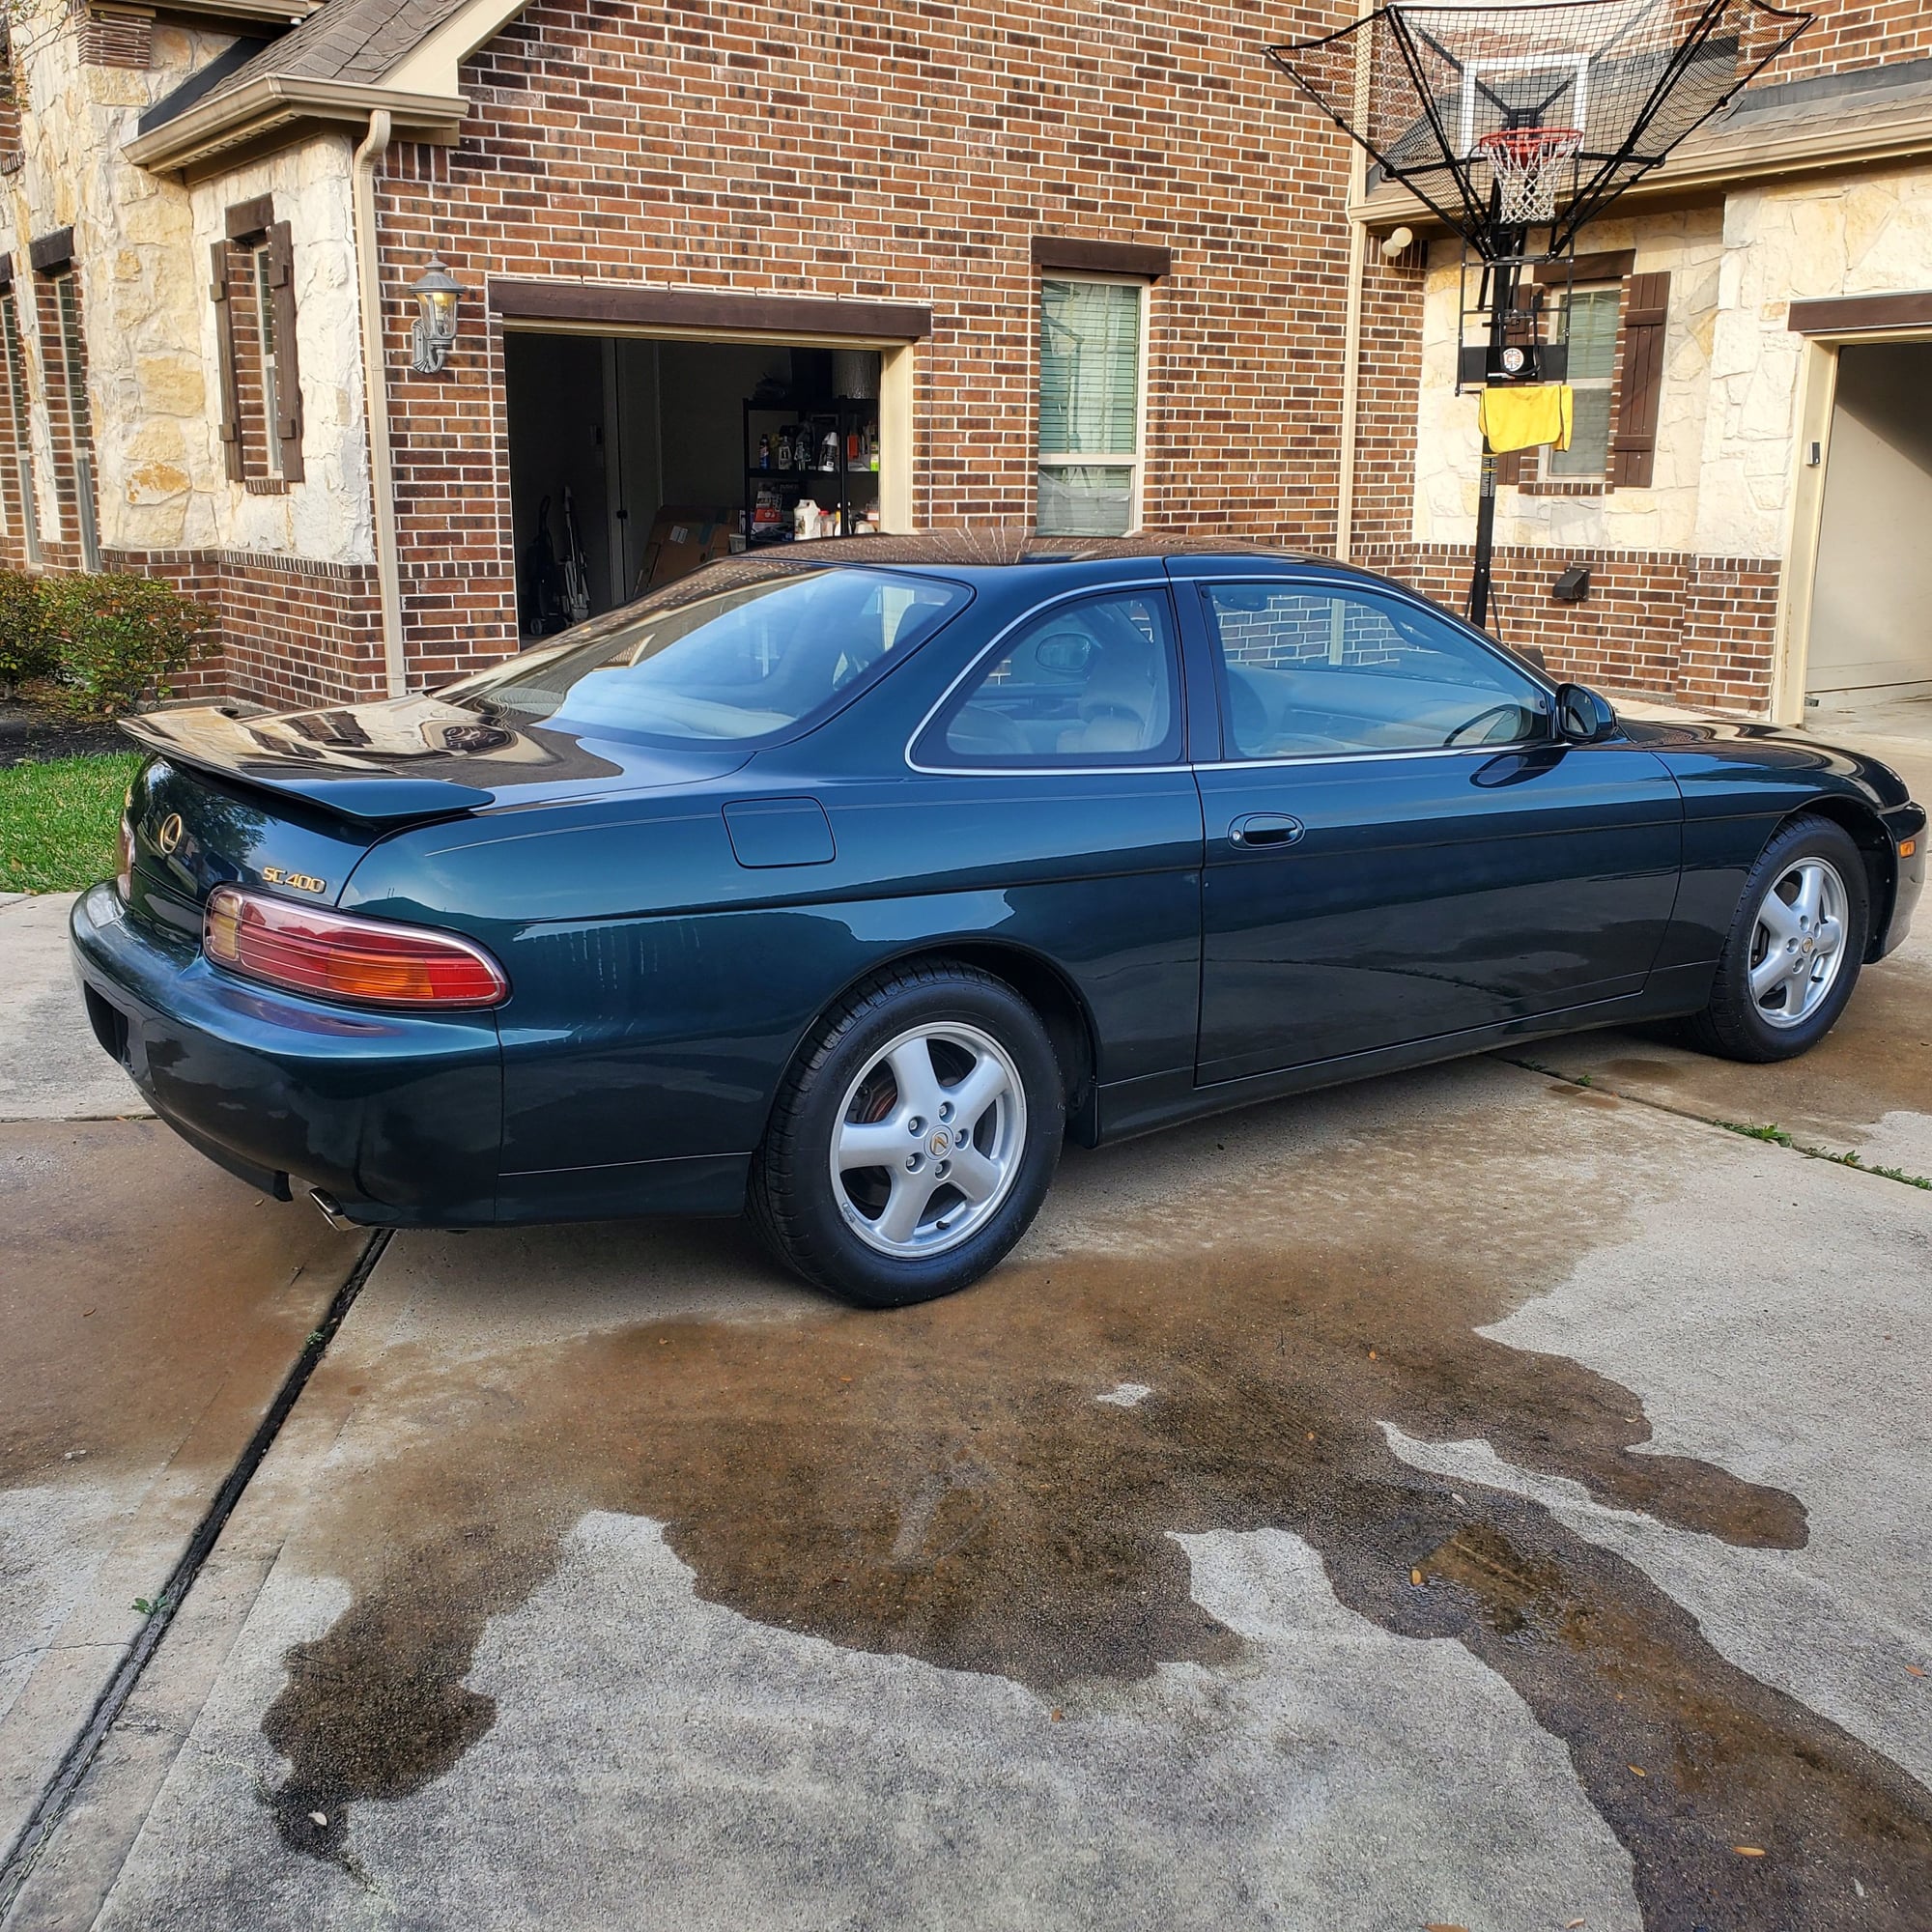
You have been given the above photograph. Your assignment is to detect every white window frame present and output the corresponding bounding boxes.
[1541,279,1619,483]
[1036,270,1150,537]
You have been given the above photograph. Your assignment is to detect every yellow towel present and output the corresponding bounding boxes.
[1478,383,1574,454]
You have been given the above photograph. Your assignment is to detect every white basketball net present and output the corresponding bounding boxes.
[1476,127,1582,225]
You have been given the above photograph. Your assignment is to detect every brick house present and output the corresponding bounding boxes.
[0,0,1926,722]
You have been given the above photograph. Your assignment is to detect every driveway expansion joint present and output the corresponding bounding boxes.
[0,1228,392,1918]
[1499,1054,1932,1190]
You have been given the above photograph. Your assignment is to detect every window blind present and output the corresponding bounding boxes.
[1039,278,1141,457]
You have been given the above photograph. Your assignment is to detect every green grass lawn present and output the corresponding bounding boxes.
[0,753,143,894]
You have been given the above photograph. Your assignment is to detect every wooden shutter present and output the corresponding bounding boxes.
[210,241,243,482]
[266,220,304,483]
[1608,271,1669,490]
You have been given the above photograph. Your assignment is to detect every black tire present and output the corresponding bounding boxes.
[749,962,1065,1307]
[1685,812,1869,1063]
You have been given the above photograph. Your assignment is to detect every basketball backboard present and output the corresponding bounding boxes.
[1456,52,1591,156]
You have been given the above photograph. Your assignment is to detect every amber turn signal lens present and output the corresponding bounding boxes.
[203,886,509,1009]
[1899,837,1918,859]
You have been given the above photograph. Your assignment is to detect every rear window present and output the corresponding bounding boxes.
[447,567,969,746]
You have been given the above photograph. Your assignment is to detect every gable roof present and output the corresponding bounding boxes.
[126,0,527,179]
[205,0,483,100]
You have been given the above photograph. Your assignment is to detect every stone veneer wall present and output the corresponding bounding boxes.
[0,6,378,706]
[1366,146,1932,715]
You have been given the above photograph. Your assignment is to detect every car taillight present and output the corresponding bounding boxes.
[203,886,509,1009]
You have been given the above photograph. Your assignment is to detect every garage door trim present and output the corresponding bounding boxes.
[489,278,932,344]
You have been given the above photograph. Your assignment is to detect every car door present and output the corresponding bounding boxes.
[1179,572,1684,1084]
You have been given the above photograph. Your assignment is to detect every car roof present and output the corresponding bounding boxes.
[571,529,1349,644]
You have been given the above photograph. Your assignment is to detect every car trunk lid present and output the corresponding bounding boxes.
[117,697,752,925]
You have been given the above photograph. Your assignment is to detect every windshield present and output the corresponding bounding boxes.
[446,566,969,746]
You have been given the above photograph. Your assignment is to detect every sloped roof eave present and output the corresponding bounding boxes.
[124,73,468,174]
[1346,86,1932,232]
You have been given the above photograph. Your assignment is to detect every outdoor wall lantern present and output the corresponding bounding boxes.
[409,257,465,374]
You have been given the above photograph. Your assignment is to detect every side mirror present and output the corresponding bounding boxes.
[1554,682,1618,743]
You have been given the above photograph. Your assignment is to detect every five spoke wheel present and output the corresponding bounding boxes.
[831,1022,1027,1258]
[1747,855,1848,1029]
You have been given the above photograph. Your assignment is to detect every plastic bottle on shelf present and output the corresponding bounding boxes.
[819,428,838,472]
[757,435,770,470]
[867,424,880,471]
[776,430,791,469]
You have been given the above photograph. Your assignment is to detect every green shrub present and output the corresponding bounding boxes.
[41,573,214,717]
[0,567,52,697]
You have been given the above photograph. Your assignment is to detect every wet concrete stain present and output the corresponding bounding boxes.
[1543,949,1932,1150]
[260,1097,1932,1927]
[0,1119,358,1489]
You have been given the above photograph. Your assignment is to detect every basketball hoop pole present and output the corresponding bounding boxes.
[1466,228,1522,632]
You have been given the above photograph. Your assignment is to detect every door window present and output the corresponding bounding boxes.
[922,590,1181,766]
[1203,583,1548,758]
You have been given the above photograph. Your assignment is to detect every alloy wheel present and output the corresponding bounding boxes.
[1747,855,1849,1029]
[830,1021,1028,1258]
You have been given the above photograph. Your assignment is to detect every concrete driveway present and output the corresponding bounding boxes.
[3,723,1929,1932]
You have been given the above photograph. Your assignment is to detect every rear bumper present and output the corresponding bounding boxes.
[69,883,503,1225]
[1876,802,1926,959]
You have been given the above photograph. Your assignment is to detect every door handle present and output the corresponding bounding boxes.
[1228,812,1304,848]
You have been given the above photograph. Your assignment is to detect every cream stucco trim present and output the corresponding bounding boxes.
[879,342,916,533]
[1769,323,1932,725]
[1769,337,1838,726]
[383,0,532,98]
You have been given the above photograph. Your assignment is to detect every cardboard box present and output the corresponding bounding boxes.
[639,507,736,592]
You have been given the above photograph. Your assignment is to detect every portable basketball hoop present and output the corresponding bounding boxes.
[1476,126,1581,226]
[1264,0,1812,631]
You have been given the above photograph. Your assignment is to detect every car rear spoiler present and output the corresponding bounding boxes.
[120,717,496,825]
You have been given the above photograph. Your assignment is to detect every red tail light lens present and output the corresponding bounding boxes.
[204,887,509,1009]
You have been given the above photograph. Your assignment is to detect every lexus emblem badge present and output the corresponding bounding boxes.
[156,813,185,855]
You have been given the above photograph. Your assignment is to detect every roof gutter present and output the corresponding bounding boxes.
[352,109,408,699]
[124,75,464,178]
[1347,89,1932,233]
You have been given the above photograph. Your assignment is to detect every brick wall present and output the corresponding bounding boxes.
[102,548,385,709]
[0,282,33,563]
[34,265,100,570]
[1358,541,1783,714]
[372,0,1362,690]
[1765,0,1932,84]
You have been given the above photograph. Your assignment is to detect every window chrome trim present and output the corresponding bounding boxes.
[903,569,1568,778]
[904,577,1184,777]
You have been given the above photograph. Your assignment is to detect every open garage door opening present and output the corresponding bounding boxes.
[1806,340,1932,714]
[504,336,890,639]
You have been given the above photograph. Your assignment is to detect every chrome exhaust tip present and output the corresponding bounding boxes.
[308,1187,354,1233]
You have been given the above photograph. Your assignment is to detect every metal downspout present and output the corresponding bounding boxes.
[1335,213,1368,566]
[1334,3,1373,567]
[352,111,406,697]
